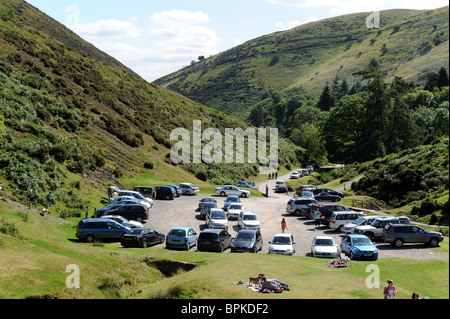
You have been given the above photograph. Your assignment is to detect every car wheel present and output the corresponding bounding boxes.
[241,193,248,198]
[429,238,440,247]
[136,216,143,223]
[186,191,190,195]
[86,235,95,243]
[142,240,148,248]
[160,236,165,244]
[294,209,301,216]
[350,251,354,259]
[220,191,226,197]
[366,232,375,241]
[393,238,403,248]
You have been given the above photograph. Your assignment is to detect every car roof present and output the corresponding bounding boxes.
[314,235,333,240]
[347,234,369,239]
[201,229,223,234]
[241,211,256,215]
[226,195,239,198]
[170,226,191,231]
[273,233,292,238]
[82,218,112,223]
[237,229,257,234]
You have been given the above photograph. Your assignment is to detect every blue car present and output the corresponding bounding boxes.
[166,227,198,250]
[224,195,240,211]
[340,234,378,261]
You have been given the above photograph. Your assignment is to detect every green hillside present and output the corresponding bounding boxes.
[154,7,449,117]
[0,0,301,209]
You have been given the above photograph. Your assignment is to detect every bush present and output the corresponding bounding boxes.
[195,170,208,182]
[419,197,438,216]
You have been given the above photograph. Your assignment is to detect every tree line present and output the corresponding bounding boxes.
[248,64,449,165]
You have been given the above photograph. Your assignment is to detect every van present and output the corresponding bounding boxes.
[76,218,130,242]
[329,211,366,231]
[197,229,233,252]
[133,186,156,199]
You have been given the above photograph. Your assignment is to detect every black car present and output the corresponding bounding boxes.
[200,202,217,220]
[314,192,341,202]
[100,204,149,223]
[197,229,233,252]
[313,188,344,198]
[121,228,165,248]
[198,197,217,210]
[155,186,175,200]
[231,229,263,253]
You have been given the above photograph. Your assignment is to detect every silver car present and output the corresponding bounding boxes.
[311,236,339,258]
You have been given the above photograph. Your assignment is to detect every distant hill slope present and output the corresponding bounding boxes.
[0,0,300,207]
[154,6,449,117]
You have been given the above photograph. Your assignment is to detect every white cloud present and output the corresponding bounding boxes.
[72,18,142,38]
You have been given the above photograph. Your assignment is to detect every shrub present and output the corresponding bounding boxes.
[419,197,438,216]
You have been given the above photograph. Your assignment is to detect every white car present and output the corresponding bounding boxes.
[206,208,229,230]
[117,190,154,208]
[268,233,295,255]
[311,236,339,258]
[341,216,379,234]
[177,183,199,195]
[238,211,261,230]
[101,215,143,229]
[110,196,152,210]
[290,171,301,179]
[227,203,244,220]
[215,185,250,198]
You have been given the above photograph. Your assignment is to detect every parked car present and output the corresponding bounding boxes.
[76,218,130,243]
[295,185,317,196]
[231,229,263,253]
[382,224,444,248]
[341,216,380,234]
[275,180,288,193]
[166,227,198,250]
[197,229,233,252]
[226,203,244,220]
[236,181,257,189]
[101,215,143,228]
[238,211,261,230]
[223,195,241,211]
[99,204,149,223]
[133,186,156,199]
[268,233,295,255]
[311,236,339,258]
[290,171,301,179]
[314,192,341,202]
[215,185,250,198]
[110,196,151,210]
[329,211,366,232]
[354,216,411,241]
[205,208,228,230]
[96,203,127,216]
[200,202,217,220]
[286,197,320,217]
[313,188,344,198]
[340,234,378,260]
[164,185,181,197]
[177,183,199,195]
[120,227,165,248]
[155,186,176,200]
[198,197,217,210]
[117,190,154,207]
[302,191,315,199]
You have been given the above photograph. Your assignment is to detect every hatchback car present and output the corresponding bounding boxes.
[231,230,263,253]
[205,208,228,230]
[382,224,444,248]
[198,197,217,210]
[117,190,154,207]
[224,195,241,211]
[197,229,233,252]
[340,234,378,260]
[155,186,176,200]
[290,171,301,179]
[311,236,339,258]
[110,196,150,209]
[227,203,244,220]
[268,233,295,255]
[238,211,261,230]
[76,218,130,243]
[120,227,165,248]
[166,227,198,250]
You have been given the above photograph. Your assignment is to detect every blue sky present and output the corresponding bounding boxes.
[27,0,449,82]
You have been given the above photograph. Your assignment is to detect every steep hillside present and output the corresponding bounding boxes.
[0,0,300,209]
[154,7,449,117]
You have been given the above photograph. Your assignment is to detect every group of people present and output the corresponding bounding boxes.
[268,172,278,179]
[383,280,428,299]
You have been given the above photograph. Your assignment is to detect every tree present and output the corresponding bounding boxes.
[437,67,449,88]
[316,85,335,112]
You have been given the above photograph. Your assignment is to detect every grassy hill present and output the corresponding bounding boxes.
[0,0,302,210]
[154,7,449,117]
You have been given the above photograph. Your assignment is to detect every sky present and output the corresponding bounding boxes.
[27,0,449,82]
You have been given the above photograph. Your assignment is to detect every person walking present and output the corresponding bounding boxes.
[314,211,321,228]
[85,206,89,219]
[383,280,397,299]
[281,218,287,233]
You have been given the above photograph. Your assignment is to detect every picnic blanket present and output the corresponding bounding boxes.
[327,260,347,268]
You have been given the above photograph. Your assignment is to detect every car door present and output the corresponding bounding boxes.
[188,228,197,246]
[106,221,126,239]
[341,236,350,254]
[410,226,428,243]
[145,229,158,245]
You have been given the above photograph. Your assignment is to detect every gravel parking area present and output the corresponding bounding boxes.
[144,174,448,260]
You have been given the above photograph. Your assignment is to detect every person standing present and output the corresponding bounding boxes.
[281,218,287,233]
[46,192,53,208]
[383,280,397,299]
[85,206,89,219]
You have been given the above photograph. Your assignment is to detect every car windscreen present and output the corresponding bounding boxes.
[211,211,226,219]
[352,238,372,246]
[243,215,257,221]
[229,204,242,209]
[315,238,334,246]
[227,197,239,202]
[168,229,186,237]
[353,217,366,225]
[272,236,291,245]
[235,232,255,241]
